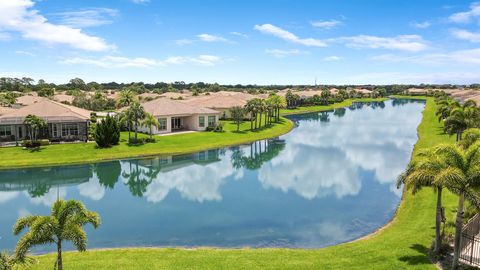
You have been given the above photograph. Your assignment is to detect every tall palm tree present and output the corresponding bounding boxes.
[444,103,480,142]
[257,99,267,128]
[128,102,146,141]
[430,143,480,270]
[13,200,100,270]
[142,112,160,139]
[459,128,480,149]
[118,110,134,140]
[435,98,459,122]
[397,149,447,254]
[244,99,258,130]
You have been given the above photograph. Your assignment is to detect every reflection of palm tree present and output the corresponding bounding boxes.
[123,160,152,197]
[96,161,121,189]
[231,139,286,170]
[27,183,50,198]
[333,108,346,118]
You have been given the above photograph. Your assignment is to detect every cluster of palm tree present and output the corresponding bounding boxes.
[116,89,159,142]
[243,94,286,131]
[23,114,46,145]
[398,96,480,269]
[436,96,480,141]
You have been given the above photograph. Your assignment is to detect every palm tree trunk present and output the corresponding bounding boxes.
[250,115,253,130]
[150,126,152,139]
[434,187,442,254]
[259,112,262,128]
[128,122,131,140]
[57,241,63,270]
[452,192,465,270]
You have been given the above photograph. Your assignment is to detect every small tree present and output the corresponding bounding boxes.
[0,251,35,270]
[230,106,244,131]
[128,102,146,141]
[142,113,160,140]
[94,115,120,148]
[23,114,46,145]
[13,200,100,270]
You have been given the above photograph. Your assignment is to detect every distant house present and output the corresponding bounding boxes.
[182,95,247,119]
[0,99,91,142]
[139,98,220,134]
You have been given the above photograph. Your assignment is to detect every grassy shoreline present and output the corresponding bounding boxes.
[0,97,386,169]
[27,96,459,269]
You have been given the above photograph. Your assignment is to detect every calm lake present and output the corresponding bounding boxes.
[0,99,425,252]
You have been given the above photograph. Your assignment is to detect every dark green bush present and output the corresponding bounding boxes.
[94,115,120,148]
[128,137,144,145]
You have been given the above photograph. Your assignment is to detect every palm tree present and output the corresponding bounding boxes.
[430,143,480,269]
[397,149,447,254]
[118,110,134,141]
[230,106,245,131]
[128,102,146,141]
[244,99,258,130]
[13,200,100,270]
[142,112,160,139]
[257,99,267,128]
[435,98,459,122]
[444,102,480,142]
[459,128,480,149]
[23,114,46,143]
[116,88,137,109]
[0,251,34,270]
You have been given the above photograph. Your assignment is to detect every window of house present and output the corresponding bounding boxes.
[159,118,167,130]
[0,126,12,136]
[62,123,78,136]
[199,116,205,127]
[208,116,216,127]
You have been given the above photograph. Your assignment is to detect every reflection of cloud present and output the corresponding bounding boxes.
[259,102,423,199]
[259,145,361,199]
[78,173,105,201]
[120,154,239,204]
[0,191,19,203]
[27,188,66,206]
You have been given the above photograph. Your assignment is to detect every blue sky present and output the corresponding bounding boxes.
[1,0,480,85]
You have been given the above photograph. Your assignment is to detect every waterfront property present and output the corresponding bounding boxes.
[139,98,221,134]
[0,99,424,253]
[0,99,91,142]
[182,95,248,119]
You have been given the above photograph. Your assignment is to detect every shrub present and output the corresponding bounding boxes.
[145,138,156,143]
[207,122,224,132]
[94,115,120,148]
[22,139,49,148]
[128,137,144,145]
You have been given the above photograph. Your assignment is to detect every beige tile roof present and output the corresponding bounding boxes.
[142,98,219,116]
[354,88,373,94]
[182,95,248,109]
[159,92,192,99]
[0,99,91,124]
[138,92,161,99]
[15,95,47,106]
[451,90,480,99]
[0,106,17,116]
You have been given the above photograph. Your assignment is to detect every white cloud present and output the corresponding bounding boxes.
[0,0,113,51]
[51,8,118,28]
[61,54,223,68]
[310,20,342,29]
[175,39,194,45]
[451,28,480,42]
[339,34,428,52]
[254,24,327,47]
[78,173,106,201]
[410,21,431,29]
[323,55,342,61]
[15,50,35,57]
[449,2,480,23]
[371,48,480,65]
[61,56,159,68]
[197,34,228,42]
[230,31,249,38]
[265,49,307,57]
[0,191,19,203]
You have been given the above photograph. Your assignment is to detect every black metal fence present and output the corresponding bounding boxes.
[460,214,480,266]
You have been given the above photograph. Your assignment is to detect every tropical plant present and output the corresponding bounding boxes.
[94,114,120,147]
[0,251,35,270]
[444,101,480,142]
[397,149,447,254]
[128,102,146,141]
[118,110,134,140]
[435,98,459,122]
[23,114,46,145]
[459,128,480,149]
[230,106,244,131]
[116,88,137,109]
[142,112,160,140]
[429,143,480,269]
[13,200,100,270]
[244,99,258,130]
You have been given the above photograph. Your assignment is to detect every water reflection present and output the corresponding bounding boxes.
[0,99,425,250]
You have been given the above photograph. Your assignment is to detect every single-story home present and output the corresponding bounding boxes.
[13,95,47,108]
[0,99,91,142]
[181,95,247,119]
[138,98,221,134]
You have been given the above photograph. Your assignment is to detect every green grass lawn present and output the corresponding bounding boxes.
[27,97,460,269]
[0,118,293,169]
[280,97,389,115]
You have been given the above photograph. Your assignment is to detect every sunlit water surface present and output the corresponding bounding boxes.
[0,99,425,252]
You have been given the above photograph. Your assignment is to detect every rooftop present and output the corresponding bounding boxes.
[142,98,219,116]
